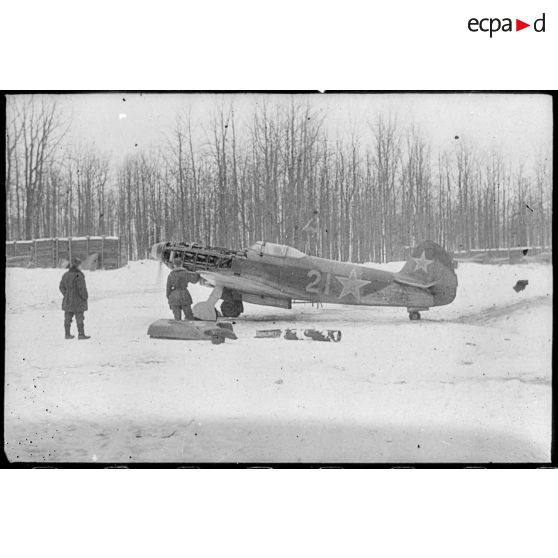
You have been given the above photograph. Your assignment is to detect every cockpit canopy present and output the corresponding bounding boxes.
[249,241,306,259]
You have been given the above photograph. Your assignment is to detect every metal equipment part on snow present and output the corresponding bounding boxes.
[147,319,237,341]
[255,328,342,342]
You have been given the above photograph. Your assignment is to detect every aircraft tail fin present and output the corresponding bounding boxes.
[395,241,458,306]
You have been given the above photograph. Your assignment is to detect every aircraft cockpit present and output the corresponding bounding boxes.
[249,241,305,259]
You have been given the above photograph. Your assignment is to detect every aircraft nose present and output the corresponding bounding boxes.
[151,242,166,261]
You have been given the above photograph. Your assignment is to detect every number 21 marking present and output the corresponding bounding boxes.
[306,270,332,295]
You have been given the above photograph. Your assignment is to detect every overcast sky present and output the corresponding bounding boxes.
[8,92,553,167]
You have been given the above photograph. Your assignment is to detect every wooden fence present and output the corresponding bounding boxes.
[5,236,125,269]
[400,245,551,264]
[452,246,551,262]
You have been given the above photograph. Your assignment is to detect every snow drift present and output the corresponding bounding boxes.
[4,259,552,463]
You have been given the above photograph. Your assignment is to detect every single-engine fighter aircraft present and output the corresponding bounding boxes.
[151,240,458,321]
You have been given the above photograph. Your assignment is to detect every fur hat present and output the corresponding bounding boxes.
[70,256,82,267]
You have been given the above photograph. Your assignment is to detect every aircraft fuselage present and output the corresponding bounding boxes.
[203,251,434,308]
[154,239,457,319]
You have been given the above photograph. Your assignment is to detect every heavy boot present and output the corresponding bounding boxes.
[65,325,75,340]
[77,324,91,340]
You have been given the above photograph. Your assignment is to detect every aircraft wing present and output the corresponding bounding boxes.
[393,273,439,289]
[198,271,291,299]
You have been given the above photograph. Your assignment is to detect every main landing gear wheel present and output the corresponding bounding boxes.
[220,300,244,318]
[408,311,421,321]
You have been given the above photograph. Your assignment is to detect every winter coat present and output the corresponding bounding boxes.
[59,267,89,312]
[166,268,199,307]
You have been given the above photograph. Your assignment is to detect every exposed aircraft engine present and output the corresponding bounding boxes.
[151,241,245,271]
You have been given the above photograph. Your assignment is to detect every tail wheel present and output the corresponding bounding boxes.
[408,311,421,321]
[220,300,244,318]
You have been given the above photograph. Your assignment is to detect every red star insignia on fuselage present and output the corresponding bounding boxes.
[336,269,371,302]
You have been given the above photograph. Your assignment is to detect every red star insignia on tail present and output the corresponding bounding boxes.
[412,251,433,273]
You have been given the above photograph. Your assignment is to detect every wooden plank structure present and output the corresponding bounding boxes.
[5,236,125,269]
[452,246,552,264]
[402,245,551,264]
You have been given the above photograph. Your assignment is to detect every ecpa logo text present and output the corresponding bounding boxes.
[468,13,545,37]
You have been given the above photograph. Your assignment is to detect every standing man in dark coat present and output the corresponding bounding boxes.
[167,257,200,320]
[59,257,91,340]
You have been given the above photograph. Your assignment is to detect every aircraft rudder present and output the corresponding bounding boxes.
[400,240,457,305]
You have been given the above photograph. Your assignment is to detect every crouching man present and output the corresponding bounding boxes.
[167,257,200,320]
[59,256,91,340]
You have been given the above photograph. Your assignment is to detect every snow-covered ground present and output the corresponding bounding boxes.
[4,259,553,463]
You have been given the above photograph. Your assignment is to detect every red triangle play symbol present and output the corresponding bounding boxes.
[516,19,530,31]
